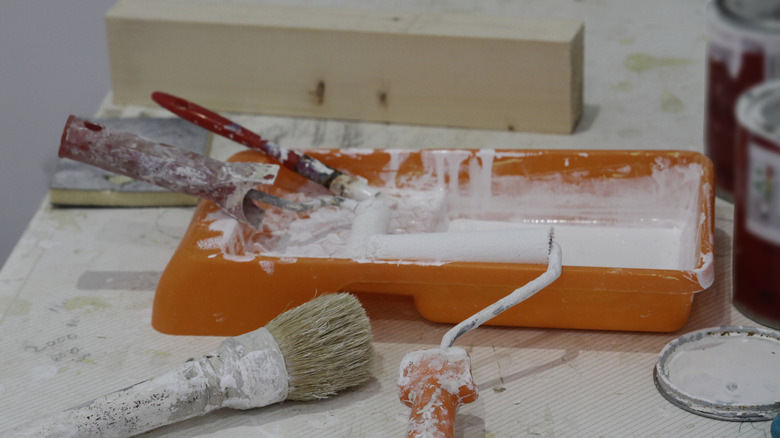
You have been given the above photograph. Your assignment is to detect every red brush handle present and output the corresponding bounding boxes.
[151,91,272,154]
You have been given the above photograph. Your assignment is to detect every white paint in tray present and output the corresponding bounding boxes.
[196,150,707,271]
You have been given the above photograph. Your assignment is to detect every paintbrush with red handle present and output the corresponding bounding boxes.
[152,92,380,201]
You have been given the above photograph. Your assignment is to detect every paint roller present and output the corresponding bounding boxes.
[345,197,555,264]
[344,202,562,437]
[3,293,373,438]
[402,237,561,437]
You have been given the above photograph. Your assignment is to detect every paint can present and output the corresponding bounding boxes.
[705,0,780,200]
[734,80,780,329]
[654,326,780,421]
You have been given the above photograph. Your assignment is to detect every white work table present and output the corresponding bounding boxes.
[0,0,775,436]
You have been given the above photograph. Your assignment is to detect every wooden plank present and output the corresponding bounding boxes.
[106,0,583,134]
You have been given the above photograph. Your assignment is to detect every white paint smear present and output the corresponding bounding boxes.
[196,150,707,271]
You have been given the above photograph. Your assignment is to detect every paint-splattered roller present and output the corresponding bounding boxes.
[59,116,355,228]
[3,293,373,438]
[395,229,563,437]
[342,202,562,436]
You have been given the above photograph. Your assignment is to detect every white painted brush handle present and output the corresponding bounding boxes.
[5,328,288,438]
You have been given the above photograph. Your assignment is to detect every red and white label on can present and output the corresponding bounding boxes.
[708,3,780,81]
[708,35,780,82]
[746,141,780,245]
[733,79,780,330]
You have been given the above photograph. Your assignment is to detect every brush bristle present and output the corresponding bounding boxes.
[265,293,374,401]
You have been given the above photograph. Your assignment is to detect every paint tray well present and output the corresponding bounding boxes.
[152,149,714,335]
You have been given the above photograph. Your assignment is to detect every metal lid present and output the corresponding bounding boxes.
[717,0,780,32]
[737,80,780,141]
[654,326,780,421]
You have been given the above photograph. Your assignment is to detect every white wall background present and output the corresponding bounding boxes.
[1,1,115,267]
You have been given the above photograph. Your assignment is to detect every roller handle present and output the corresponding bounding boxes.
[398,348,478,438]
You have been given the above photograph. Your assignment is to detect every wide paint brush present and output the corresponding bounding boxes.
[4,293,373,437]
[152,91,381,201]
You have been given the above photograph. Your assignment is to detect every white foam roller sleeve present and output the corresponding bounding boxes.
[364,227,553,263]
[8,328,288,438]
[344,197,393,258]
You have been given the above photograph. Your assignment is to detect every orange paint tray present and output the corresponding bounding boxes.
[152,149,714,336]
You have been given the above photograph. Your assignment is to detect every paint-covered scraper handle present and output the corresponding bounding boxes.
[59,115,279,227]
[151,92,380,201]
[398,348,478,438]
